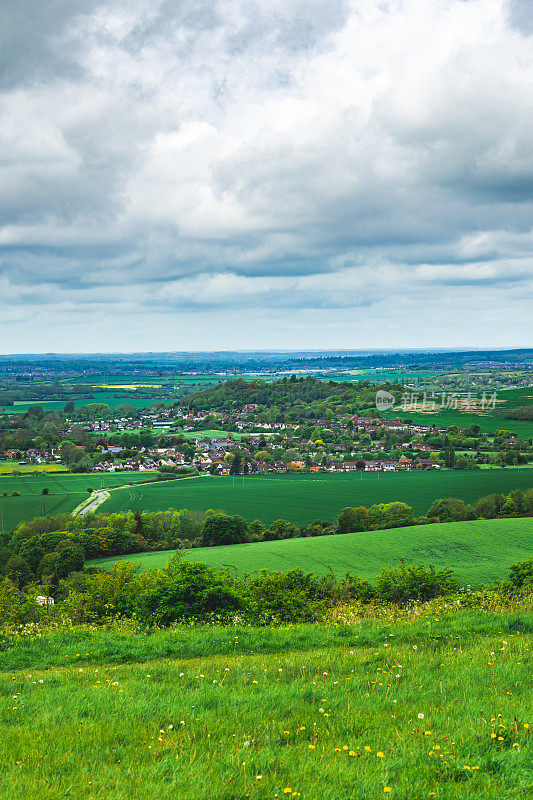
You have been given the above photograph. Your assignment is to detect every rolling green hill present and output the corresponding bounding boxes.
[89,517,533,585]
[96,470,533,524]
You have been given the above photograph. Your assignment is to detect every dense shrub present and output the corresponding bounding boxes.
[375,561,459,604]
[242,569,324,622]
[505,557,533,592]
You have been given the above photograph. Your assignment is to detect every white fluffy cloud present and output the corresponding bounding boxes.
[0,0,532,350]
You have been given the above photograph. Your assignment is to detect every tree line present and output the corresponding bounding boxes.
[1,487,532,590]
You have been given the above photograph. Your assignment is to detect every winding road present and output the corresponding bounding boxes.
[79,491,107,515]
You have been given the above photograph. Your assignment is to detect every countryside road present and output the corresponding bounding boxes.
[79,491,107,515]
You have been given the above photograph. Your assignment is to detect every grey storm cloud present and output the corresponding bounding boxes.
[0,0,532,351]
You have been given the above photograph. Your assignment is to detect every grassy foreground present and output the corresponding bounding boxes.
[89,517,533,585]
[0,611,531,800]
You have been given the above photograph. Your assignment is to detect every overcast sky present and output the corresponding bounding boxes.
[0,0,532,353]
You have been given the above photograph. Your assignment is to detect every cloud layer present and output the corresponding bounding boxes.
[1,0,532,351]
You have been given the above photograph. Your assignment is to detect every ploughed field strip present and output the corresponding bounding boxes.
[89,517,533,585]
[96,470,533,523]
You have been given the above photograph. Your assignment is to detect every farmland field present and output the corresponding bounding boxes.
[1,613,530,800]
[0,461,68,474]
[0,471,158,532]
[90,517,533,585]
[382,386,533,437]
[0,392,175,414]
[96,470,533,524]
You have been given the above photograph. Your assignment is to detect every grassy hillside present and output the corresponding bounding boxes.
[96,470,533,524]
[89,517,533,585]
[0,613,531,800]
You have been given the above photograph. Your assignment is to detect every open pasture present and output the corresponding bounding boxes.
[97,470,533,524]
[90,517,533,585]
[180,429,245,440]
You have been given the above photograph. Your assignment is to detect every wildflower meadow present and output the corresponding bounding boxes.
[0,606,531,799]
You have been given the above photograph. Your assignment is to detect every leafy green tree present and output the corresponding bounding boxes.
[4,555,33,588]
[337,506,370,533]
[426,497,471,522]
[201,514,249,546]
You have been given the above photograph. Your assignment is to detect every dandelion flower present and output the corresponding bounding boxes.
[283,789,292,794]
[364,746,371,752]
[308,744,315,749]
[384,787,392,793]
[377,751,384,758]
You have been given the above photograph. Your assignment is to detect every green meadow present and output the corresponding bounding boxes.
[0,612,531,800]
[89,517,533,586]
[97,470,533,524]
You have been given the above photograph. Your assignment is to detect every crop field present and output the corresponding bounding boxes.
[0,472,158,532]
[0,613,531,800]
[97,470,533,524]
[382,386,533,437]
[0,461,68,474]
[90,517,533,585]
[0,393,174,414]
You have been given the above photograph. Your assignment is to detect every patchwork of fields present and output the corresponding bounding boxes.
[97,470,533,524]
[90,517,533,585]
[0,472,158,532]
[381,386,533,437]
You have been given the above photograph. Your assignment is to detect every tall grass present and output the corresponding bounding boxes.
[0,611,531,799]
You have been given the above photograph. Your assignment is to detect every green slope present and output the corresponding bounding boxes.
[89,517,533,585]
[96,470,533,524]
